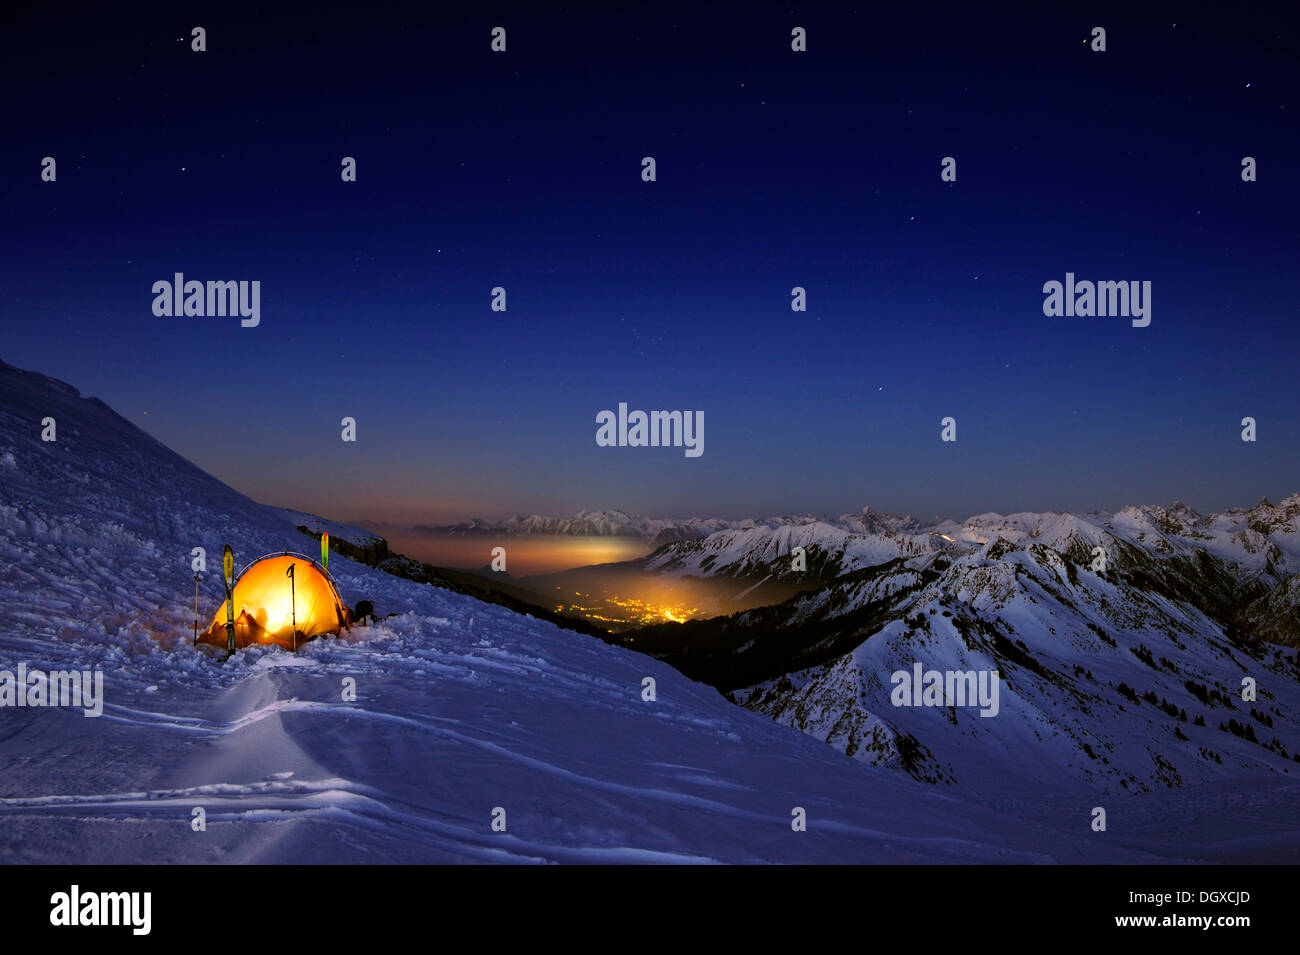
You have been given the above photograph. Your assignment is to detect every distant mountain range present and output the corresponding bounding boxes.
[644,497,1297,574]
[391,506,934,547]
[389,509,736,546]
[352,491,1300,798]
[393,499,1299,585]
[624,495,1300,792]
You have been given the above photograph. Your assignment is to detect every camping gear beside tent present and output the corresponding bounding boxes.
[198,552,352,652]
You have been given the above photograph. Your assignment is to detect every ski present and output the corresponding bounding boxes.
[223,544,235,656]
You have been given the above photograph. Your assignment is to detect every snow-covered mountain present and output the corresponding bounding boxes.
[2,357,1296,863]
[645,517,941,581]
[0,359,1151,863]
[411,509,735,541]
[628,507,1300,796]
[935,500,1300,579]
[409,506,926,548]
[643,500,1300,639]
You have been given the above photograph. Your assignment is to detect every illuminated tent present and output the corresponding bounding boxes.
[200,553,352,651]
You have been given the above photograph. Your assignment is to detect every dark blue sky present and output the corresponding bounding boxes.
[4,2,1297,524]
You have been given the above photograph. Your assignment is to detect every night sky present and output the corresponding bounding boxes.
[4,2,1297,525]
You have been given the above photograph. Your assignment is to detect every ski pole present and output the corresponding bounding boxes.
[287,563,297,651]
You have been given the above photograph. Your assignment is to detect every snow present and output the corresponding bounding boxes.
[1,359,1295,863]
[737,542,1300,802]
[646,520,937,579]
[275,508,384,552]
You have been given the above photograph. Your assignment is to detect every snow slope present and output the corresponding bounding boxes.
[0,360,1150,863]
[1,359,1295,863]
[276,507,385,553]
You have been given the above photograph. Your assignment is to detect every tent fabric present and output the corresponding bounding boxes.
[200,554,351,651]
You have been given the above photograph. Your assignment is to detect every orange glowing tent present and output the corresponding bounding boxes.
[199,553,352,651]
